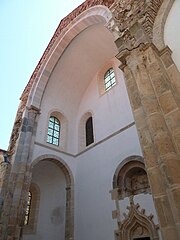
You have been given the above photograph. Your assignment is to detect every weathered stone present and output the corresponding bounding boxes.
[1,1,180,240]
[117,43,180,239]
[159,91,178,115]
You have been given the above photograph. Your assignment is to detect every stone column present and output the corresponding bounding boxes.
[0,152,11,206]
[0,107,39,240]
[116,43,180,240]
[0,160,11,237]
[65,186,74,240]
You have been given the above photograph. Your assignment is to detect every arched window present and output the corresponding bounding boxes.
[86,117,94,146]
[24,191,32,225]
[104,68,116,91]
[47,116,60,146]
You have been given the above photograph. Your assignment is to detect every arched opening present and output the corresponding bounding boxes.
[104,67,116,91]
[78,112,95,151]
[113,156,150,199]
[164,0,180,71]
[85,116,94,146]
[27,6,114,110]
[45,110,68,150]
[23,157,74,240]
[47,116,60,146]
[112,157,159,240]
[23,183,40,234]
[123,167,149,196]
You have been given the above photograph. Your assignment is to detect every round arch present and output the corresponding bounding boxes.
[112,155,150,199]
[153,0,174,50]
[31,154,74,186]
[27,5,113,110]
[46,109,68,150]
[113,155,144,189]
[31,154,74,240]
[78,111,95,151]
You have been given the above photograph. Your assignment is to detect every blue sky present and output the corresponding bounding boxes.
[0,0,84,150]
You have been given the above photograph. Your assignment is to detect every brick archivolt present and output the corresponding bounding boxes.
[7,5,113,157]
[7,0,170,164]
[108,0,173,52]
[3,1,179,240]
[26,5,113,110]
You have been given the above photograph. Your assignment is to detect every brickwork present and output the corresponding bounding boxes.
[1,1,180,240]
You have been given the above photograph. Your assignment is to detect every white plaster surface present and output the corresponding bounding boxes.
[23,160,66,240]
[74,126,142,240]
[120,194,159,224]
[30,18,160,240]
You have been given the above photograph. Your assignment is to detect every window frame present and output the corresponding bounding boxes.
[97,59,119,96]
[24,191,32,226]
[85,116,94,146]
[46,116,60,146]
[104,67,116,91]
[78,112,95,152]
[23,184,40,234]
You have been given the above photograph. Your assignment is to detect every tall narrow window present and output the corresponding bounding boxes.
[24,191,32,225]
[86,117,94,146]
[104,68,116,91]
[23,184,40,234]
[47,116,60,146]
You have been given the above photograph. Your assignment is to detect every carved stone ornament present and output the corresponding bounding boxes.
[111,0,146,33]
[110,0,163,40]
[114,196,159,240]
[113,157,151,200]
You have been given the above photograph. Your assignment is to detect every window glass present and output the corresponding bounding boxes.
[86,117,94,146]
[24,191,32,225]
[104,68,116,91]
[47,116,60,146]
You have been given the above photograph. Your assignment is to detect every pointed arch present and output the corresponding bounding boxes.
[116,198,159,240]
